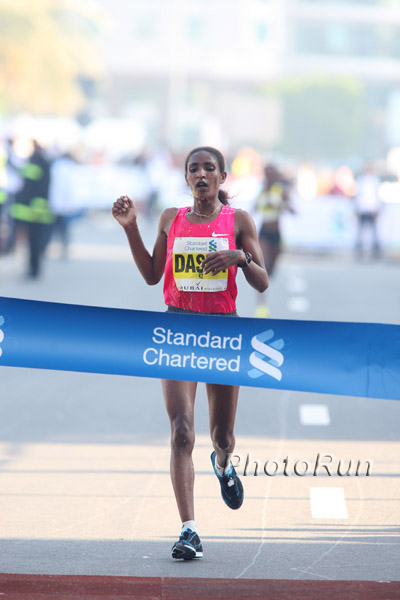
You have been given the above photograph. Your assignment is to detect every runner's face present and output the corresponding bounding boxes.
[185,151,227,201]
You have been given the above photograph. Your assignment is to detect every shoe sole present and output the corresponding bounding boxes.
[221,489,243,509]
[211,451,244,510]
[172,543,203,560]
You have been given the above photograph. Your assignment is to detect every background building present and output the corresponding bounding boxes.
[91,0,400,162]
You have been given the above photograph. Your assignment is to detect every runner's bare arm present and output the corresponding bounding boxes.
[112,196,176,285]
[235,209,269,292]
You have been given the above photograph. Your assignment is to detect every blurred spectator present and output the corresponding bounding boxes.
[133,152,156,222]
[48,151,84,259]
[117,151,154,219]
[10,140,55,278]
[353,164,383,259]
[331,165,356,197]
[0,138,24,255]
[253,164,295,317]
[155,151,190,211]
[0,144,8,253]
[145,147,173,220]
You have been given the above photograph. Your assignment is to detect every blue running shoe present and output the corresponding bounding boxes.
[211,451,244,510]
[171,528,203,560]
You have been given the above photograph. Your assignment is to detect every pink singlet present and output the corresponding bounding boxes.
[163,205,239,313]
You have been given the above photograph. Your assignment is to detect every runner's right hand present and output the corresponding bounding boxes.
[112,195,137,228]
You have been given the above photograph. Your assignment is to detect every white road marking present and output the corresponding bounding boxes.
[236,390,292,579]
[287,296,310,312]
[309,487,348,519]
[299,404,330,426]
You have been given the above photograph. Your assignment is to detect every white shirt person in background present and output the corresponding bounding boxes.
[353,164,383,259]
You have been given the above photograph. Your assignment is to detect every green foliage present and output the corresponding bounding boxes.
[0,0,105,116]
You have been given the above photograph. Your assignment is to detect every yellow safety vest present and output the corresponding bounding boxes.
[10,197,55,224]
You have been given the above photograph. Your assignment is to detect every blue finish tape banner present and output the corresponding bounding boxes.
[0,296,399,400]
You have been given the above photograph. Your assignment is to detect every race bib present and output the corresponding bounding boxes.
[173,237,229,292]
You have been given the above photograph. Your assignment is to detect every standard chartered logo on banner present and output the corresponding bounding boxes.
[142,325,285,381]
[248,329,285,381]
[143,326,242,373]
[0,315,4,357]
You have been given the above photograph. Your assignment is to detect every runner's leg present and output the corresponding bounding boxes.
[162,379,197,523]
[207,383,239,469]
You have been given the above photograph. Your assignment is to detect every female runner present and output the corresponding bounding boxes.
[112,146,268,560]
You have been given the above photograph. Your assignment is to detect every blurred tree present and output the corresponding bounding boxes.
[267,75,367,161]
[0,0,105,116]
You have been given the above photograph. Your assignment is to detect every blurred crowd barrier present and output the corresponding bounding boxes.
[280,195,399,251]
[1,133,400,271]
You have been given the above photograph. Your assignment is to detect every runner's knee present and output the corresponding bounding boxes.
[171,418,195,452]
[211,426,235,452]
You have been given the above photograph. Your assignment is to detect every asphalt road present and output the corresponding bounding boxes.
[0,213,399,582]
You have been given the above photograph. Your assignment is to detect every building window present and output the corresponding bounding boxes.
[187,15,207,43]
[325,24,350,54]
[294,22,400,58]
[298,0,398,6]
[255,21,270,42]
[294,24,324,54]
[134,14,156,40]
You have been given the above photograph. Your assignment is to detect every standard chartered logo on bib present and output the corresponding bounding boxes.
[173,236,228,292]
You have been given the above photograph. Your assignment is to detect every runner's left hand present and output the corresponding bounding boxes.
[201,250,244,275]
